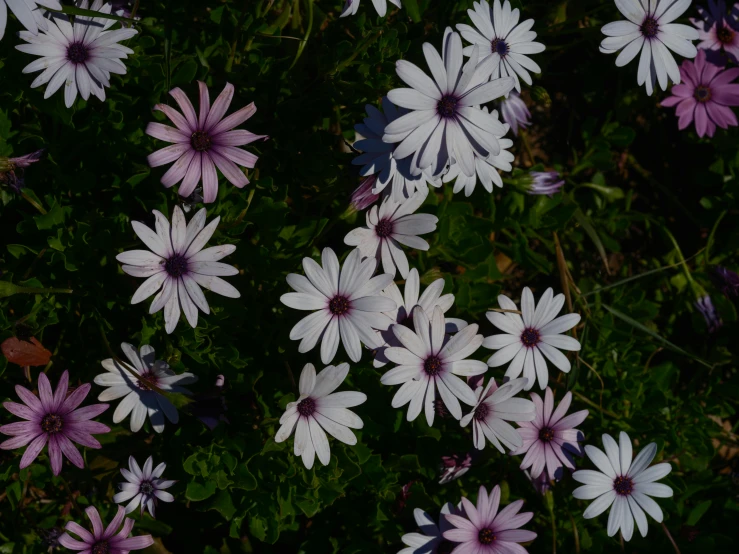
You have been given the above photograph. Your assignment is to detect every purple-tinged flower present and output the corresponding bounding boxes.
[0,149,45,193]
[0,0,62,40]
[498,91,531,136]
[695,295,722,332]
[511,388,589,481]
[146,82,267,203]
[113,456,176,517]
[691,1,739,61]
[693,0,730,30]
[58,505,154,553]
[526,171,564,196]
[443,485,537,552]
[399,503,459,554]
[439,452,474,484]
[712,265,739,297]
[351,175,381,211]
[525,469,552,495]
[0,371,109,476]
[661,50,739,137]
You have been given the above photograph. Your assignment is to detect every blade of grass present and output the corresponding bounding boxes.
[47,6,137,23]
[574,208,611,275]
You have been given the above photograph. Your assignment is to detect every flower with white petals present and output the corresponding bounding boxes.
[384,28,515,178]
[460,377,534,452]
[0,0,61,40]
[573,432,673,542]
[457,0,546,92]
[484,287,581,390]
[116,206,240,334]
[114,456,176,517]
[344,189,438,279]
[380,306,487,426]
[280,248,396,364]
[600,0,699,96]
[398,503,458,554]
[341,0,401,18]
[275,363,367,470]
[95,343,197,433]
[16,0,138,108]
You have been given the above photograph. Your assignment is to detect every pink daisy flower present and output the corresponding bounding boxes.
[58,505,154,553]
[661,49,739,137]
[510,387,589,481]
[146,81,267,203]
[443,484,537,553]
[691,0,739,61]
[0,370,109,476]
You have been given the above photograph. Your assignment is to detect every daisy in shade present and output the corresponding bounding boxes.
[384,28,515,178]
[691,0,739,62]
[0,371,109,476]
[511,388,589,481]
[58,505,154,553]
[146,81,267,203]
[0,0,61,40]
[484,287,581,391]
[457,0,547,92]
[16,0,138,108]
[399,503,458,554]
[95,343,197,433]
[599,0,699,96]
[344,189,438,279]
[498,90,531,136]
[341,0,401,18]
[281,247,396,363]
[573,432,674,542]
[114,456,176,517]
[661,49,739,137]
[116,206,240,334]
[443,485,537,552]
[380,306,487,426]
[460,377,535,452]
[275,363,367,470]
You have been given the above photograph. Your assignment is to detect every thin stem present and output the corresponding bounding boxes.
[20,191,46,214]
[519,129,536,166]
[130,0,140,19]
[703,210,726,266]
[567,510,580,554]
[331,28,383,75]
[17,286,74,295]
[573,390,620,420]
[226,0,251,72]
[662,523,681,554]
[288,0,313,70]
[619,531,625,553]
[487,308,523,315]
[61,477,83,517]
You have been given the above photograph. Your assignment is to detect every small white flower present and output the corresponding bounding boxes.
[116,206,240,334]
[275,363,367,470]
[398,503,457,554]
[457,0,546,92]
[280,248,397,364]
[380,306,487,426]
[0,0,61,40]
[600,0,699,95]
[95,343,197,433]
[113,456,176,517]
[341,0,401,18]
[484,287,581,390]
[460,377,534,452]
[16,0,138,108]
[344,189,438,279]
[573,431,673,542]
[384,28,515,178]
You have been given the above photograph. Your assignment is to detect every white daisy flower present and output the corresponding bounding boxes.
[116,206,240,334]
[280,247,396,364]
[573,431,673,542]
[344,189,438,279]
[95,343,197,433]
[275,363,367,470]
[484,287,581,391]
[380,305,487,427]
[599,0,699,95]
[15,0,138,108]
[460,376,534,452]
[341,0,401,18]
[384,28,515,178]
[113,456,176,517]
[353,97,441,203]
[457,0,546,92]
[398,503,458,554]
[0,0,61,40]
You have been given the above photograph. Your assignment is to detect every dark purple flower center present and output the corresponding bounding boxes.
[437,540,456,554]
[190,131,212,152]
[423,355,443,376]
[92,541,109,554]
[521,327,540,347]
[297,397,316,417]
[164,254,189,278]
[136,371,159,391]
[140,481,155,495]
[375,218,394,238]
[329,295,350,316]
[478,528,497,545]
[539,427,554,442]
[640,16,659,39]
[613,475,634,496]
[41,414,63,434]
[473,402,489,421]
[66,42,90,64]
[717,25,735,44]
[694,85,712,103]
[437,95,459,118]
[491,37,509,56]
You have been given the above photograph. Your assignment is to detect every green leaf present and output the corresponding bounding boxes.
[687,500,712,525]
[185,481,217,502]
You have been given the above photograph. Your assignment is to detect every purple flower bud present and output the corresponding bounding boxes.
[1,149,44,193]
[439,452,474,484]
[525,469,552,495]
[527,171,564,196]
[695,295,722,333]
[498,91,531,136]
[351,175,381,211]
[712,266,739,297]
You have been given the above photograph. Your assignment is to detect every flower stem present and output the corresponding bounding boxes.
[21,191,46,214]
[662,523,681,554]
[519,129,536,166]
[130,0,140,18]
[17,286,74,295]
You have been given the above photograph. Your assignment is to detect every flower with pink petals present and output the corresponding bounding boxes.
[146,82,267,203]
[662,49,739,137]
[691,0,739,62]
[511,388,589,481]
[0,370,109,476]
[443,484,537,552]
[58,505,154,553]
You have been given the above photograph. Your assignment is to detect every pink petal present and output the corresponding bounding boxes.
[60,383,91,414]
[496,530,538,542]
[66,404,109,422]
[51,371,69,412]
[147,143,191,168]
[112,536,155,550]
[210,102,256,135]
[146,122,189,144]
[217,145,258,168]
[37,372,54,411]
[0,421,39,436]
[169,87,198,131]
[197,81,210,128]
[58,533,90,550]
[85,505,104,538]
[694,103,709,136]
[706,101,736,128]
[3,401,41,421]
[63,426,103,449]
[48,434,63,475]
[160,149,196,188]
[711,83,739,104]
[209,149,249,188]
[153,103,192,133]
[64,522,94,544]
[710,67,739,85]
[57,434,85,468]
[14,385,43,414]
[201,153,219,203]
[212,129,266,147]
[1,432,39,450]
[178,151,202,198]
[204,83,235,132]
[103,506,126,539]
